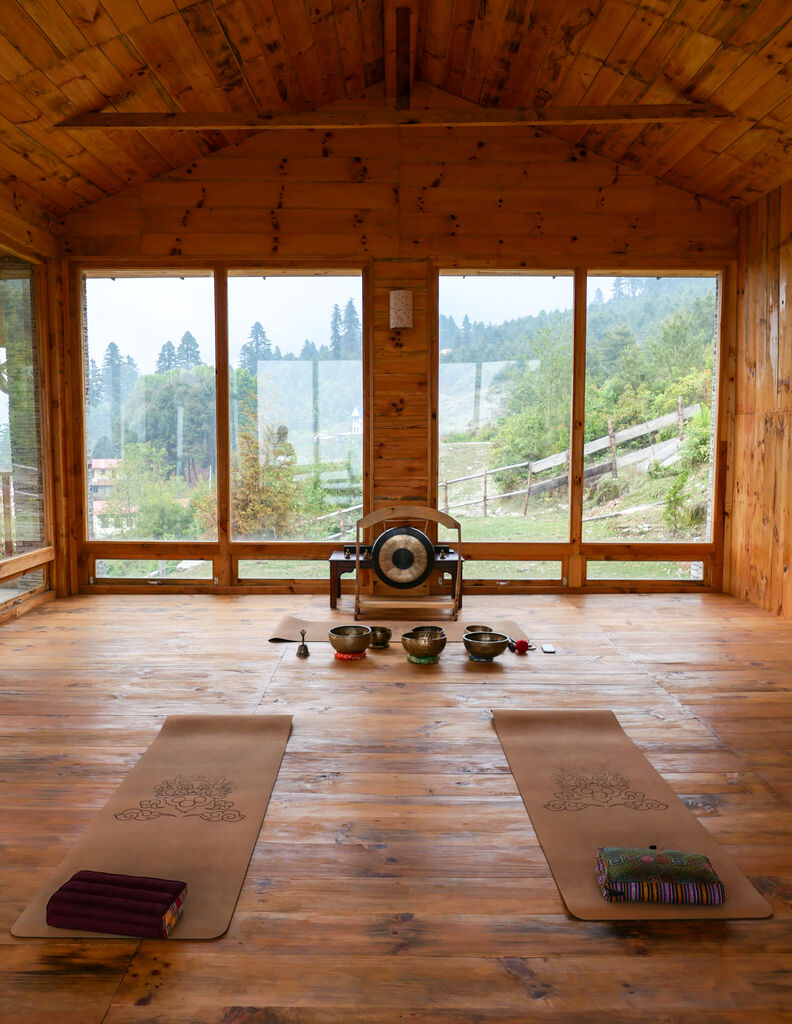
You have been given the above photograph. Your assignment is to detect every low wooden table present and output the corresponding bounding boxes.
[329,549,463,609]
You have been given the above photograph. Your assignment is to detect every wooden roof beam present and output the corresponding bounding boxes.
[385,0,419,109]
[58,103,731,130]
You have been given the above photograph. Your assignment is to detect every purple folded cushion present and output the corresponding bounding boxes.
[46,870,187,938]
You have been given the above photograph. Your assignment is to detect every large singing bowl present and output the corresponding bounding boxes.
[329,625,372,654]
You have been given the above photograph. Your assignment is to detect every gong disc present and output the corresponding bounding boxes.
[371,526,434,590]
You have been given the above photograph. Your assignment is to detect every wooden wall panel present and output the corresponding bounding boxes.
[59,127,737,264]
[371,260,434,509]
[726,182,792,618]
[0,180,56,258]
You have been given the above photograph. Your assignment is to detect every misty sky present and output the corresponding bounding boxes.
[80,272,612,373]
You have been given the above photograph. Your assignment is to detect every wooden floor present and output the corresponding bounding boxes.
[2,592,792,1023]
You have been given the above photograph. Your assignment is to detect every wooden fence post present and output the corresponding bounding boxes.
[607,418,618,477]
[522,464,533,515]
[483,469,488,517]
[677,396,684,439]
[443,478,448,513]
[1,472,13,556]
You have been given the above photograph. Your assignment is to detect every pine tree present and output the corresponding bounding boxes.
[101,343,123,455]
[156,340,177,374]
[121,355,139,399]
[341,298,361,358]
[176,330,202,370]
[329,304,342,359]
[89,358,104,403]
[300,338,318,359]
[239,322,272,375]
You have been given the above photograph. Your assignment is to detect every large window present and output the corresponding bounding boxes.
[583,276,719,557]
[438,273,573,543]
[0,254,45,561]
[82,273,217,555]
[228,273,363,543]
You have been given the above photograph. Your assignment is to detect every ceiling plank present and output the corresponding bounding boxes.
[58,102,731,130]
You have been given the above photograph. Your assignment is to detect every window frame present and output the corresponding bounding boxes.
[72,260,371,592]
[433,261,731,594]
[0,243,55,610]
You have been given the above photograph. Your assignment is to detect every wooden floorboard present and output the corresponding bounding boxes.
[1,592,791,1022]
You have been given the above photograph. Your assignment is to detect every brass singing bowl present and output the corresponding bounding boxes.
[465,623,493,634]
[402,628,447,659]
[369,626,392,648]
[410,626,446,638]
[463,631,509,660]
[329,625,372,654]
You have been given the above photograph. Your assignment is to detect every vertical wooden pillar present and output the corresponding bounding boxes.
[214,266,231,587]
[568,267,587,587]
[371,260,433,509]
[370,259,433,594]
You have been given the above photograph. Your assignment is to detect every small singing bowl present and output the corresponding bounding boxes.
[465,623,493,634]
[369,626,392,649]
[328,625,372,654]
[411,626,447,638]
[463,631,509,660]
[402,628,447,659]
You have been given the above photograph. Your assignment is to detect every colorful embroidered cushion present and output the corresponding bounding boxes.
[596,847,725,904]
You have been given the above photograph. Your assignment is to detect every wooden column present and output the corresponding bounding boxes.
[371,260,433,509]
[568,267,587,587]
[214,267,231,587]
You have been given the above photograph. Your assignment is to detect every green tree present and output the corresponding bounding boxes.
[491,325,572,484]
[232,419,300,538]
[176,331,202,370]
[341,299,361,358]
[156,340,177,373]
[239,322,272,375]
[329,304,342,359]
[88,358,104,403]
[125,365,216,482]
[100,441,193,539]
[101,342,123,455]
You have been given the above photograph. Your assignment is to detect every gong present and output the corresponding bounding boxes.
[370,526,435,590]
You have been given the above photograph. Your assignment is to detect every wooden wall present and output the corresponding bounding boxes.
[59,126,737,264]
[725,183,792,618]
[58,123,738,525]
[0,181,55,259]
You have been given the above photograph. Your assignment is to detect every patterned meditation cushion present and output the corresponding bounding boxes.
[596,847,725,904]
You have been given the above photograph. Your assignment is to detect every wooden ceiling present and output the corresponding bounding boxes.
[2,0,792,220]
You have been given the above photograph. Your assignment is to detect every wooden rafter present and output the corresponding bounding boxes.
[58,103,730,130]
[385,0,419,109]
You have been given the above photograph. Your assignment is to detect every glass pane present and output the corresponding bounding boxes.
[438,274,573,542]
[0,567,45,602]
[229,274,363,541]
[95,559,213,580]
[464,560,562,580]
[83,274,217,542]
[586,560,703,581]
[238,559,330,579]
[583,276,719,543]
[0,255,45,559]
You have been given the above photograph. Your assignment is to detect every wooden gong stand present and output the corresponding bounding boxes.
[354,505,463,620]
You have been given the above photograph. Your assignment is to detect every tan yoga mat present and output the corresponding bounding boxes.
[268,614,528,643]
[12,714,292,939]
[493,709,772,920]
